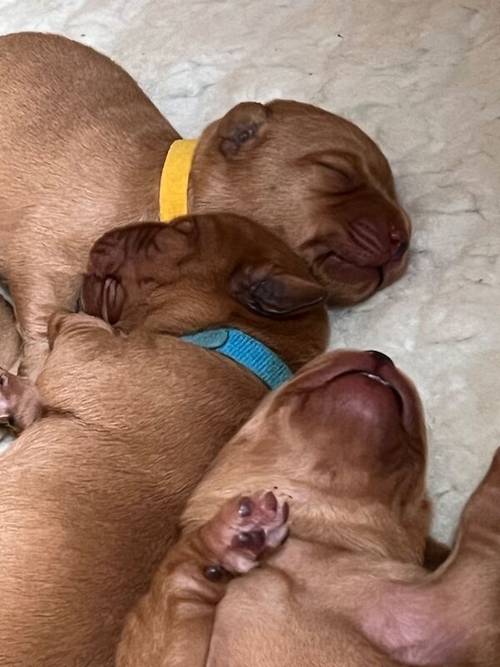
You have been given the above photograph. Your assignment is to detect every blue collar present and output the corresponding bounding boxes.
[181,327,293,390]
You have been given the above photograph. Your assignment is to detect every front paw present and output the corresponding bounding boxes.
[47,310,74,349]
[0,369,42,432]
[200,491,289,580]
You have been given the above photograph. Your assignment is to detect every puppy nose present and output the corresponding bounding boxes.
[389,229,408,261]
[368,350,394,366]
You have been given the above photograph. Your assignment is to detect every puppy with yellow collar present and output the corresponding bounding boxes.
[0,32,411,380]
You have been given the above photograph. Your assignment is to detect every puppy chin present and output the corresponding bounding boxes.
[320,253,409,306]
[380,252,410,290]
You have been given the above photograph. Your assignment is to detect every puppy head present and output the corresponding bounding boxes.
[81,214,329,368]
[231,349,428,553]
[193,100,411,305]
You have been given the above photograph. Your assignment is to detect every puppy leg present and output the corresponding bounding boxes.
[8,268,82,382]
[0,368,44,432]
[361,449,500,666]
[117,492,289,667]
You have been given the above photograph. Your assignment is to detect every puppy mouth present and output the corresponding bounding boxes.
[311,242,408,303]
[332,369,404,415]
[317,250,382,281]
[313,251,385,302]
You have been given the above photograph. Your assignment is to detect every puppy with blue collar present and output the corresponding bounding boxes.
[0,213,328,667]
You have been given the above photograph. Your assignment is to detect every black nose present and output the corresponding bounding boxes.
[368,350,394,366]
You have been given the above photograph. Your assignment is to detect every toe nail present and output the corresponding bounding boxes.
[282,502,290,522]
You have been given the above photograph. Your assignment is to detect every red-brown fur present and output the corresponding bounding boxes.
[0,214,329,666]
[0,32,410,379]
[118,350,500,666]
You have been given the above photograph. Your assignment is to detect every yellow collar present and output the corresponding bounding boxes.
[159,139,198,222]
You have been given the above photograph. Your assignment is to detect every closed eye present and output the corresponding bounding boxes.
[315,160,361,194]
[301,150,363,195]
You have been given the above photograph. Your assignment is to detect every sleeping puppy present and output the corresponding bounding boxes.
[0,31,410,378]
[0,214,328,667]
[118,350,500,667]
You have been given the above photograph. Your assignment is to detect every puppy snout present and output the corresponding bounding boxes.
[389,228,409,261]
[368,350,394,367]
[345,217,409,267]
[348,218,387,256]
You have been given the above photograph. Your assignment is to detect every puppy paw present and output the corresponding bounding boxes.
[0,369,43,432]
[200,491,289,580]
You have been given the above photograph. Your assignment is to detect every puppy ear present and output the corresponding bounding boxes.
[232,264,326,317]
[85,222,170,278]
[217,102,270,158]
[81,220,196,324]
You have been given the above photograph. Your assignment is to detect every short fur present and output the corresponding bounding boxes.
[0,32,410,379]
[0,213,328,666]
[118,350,500,666]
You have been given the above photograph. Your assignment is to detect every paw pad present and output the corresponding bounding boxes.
[202,491,290,578]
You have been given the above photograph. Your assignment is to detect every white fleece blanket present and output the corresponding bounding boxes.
[1,0,499,541]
